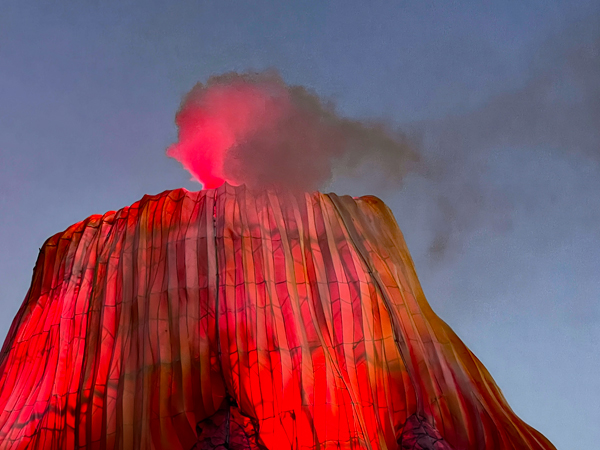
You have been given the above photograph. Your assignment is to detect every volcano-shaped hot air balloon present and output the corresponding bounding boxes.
[0,184,556,449]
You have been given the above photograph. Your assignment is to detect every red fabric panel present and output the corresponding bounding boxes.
[0,190,225,449]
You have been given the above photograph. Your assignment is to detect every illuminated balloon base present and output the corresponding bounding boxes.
[0,184,555,449]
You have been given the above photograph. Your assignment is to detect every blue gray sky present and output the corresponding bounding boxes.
[1,2,598,448]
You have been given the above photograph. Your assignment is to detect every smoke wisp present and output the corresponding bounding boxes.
[167,71,419,191]
[415,15,600,259]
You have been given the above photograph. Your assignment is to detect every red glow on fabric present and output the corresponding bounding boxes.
[167,82,289,188]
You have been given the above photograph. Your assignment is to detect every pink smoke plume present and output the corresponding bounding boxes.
[167,71,418,191]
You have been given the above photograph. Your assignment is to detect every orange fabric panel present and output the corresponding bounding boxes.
[214,185,414,449]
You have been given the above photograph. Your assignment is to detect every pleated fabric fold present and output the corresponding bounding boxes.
[0,185,555,450]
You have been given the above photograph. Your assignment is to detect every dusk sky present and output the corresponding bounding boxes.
[1,2,599,448]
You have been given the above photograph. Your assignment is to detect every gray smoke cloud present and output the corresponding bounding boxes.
[169,15,598,260]
[412,15,600,259]
[168,71,420,192]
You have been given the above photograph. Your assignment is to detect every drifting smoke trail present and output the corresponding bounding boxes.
[166,15,598,261]
[167,71,419,191]
[412,14,600,259]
